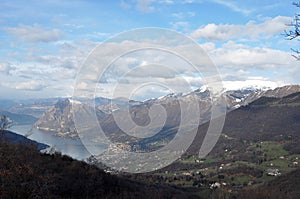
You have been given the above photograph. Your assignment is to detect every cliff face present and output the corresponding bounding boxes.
[34,99,107,138]
[34,99,77,138]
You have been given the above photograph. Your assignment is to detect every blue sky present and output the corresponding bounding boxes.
[0,0,299,100]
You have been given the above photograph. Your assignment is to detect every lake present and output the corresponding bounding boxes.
[11,125,93,161]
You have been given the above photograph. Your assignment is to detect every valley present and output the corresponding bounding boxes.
[1,85,299,198]
[121,90,300,197]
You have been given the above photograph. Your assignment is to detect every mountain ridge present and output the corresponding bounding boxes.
[0,130,48,150]
[33,85,300,141]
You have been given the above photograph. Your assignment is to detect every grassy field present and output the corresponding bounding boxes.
[154,140,299,193]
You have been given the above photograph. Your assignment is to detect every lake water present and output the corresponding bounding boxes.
[11,125,93,161]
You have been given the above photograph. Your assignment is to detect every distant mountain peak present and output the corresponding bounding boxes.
[165,92,183,98]
[54,99,70,111]
[222,79,283,92]
[32,84,300,141]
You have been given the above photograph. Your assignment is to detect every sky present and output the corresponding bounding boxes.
[0,0,299,100]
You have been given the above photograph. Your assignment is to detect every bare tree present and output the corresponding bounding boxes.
[285,2,300,60]
[0,115,13,131]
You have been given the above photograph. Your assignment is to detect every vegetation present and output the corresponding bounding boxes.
[122,93,300,198]
[1,89,300,198]
[0,115,13,131]
[0,132,197,199]
[235,169,300,199]
[285,1,300,59]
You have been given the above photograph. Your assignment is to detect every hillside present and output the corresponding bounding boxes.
[9,86,300,198]
[0,110,38,125]
[0,130,48,150]
[123,92,300,198]
[236,168,300,199]
[188,91,300,157]
[1,91,300,198]
[0,130,198,199]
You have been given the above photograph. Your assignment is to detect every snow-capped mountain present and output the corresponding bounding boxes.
[33,85,300,141]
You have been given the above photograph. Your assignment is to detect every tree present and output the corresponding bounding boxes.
[0,115,13,131]
[285,2,300,60]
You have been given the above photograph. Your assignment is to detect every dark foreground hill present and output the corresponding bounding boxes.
[0,130,48,150]
[235,168,300,199]
[0,130,197,199]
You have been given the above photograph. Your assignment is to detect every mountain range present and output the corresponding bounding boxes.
[1,84,300,153]
[122,89,300,198]
[1,84,300,198]
[30,85,300,148]
[187,90,300,158]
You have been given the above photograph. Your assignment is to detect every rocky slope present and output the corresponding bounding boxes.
[33,85,300,144]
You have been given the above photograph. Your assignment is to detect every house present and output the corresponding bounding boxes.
[267,168,281,176]
[293,161,298,166]
[210,182,221,189]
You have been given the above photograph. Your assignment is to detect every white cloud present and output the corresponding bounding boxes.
[10,39,99,85]
[170,21,190,31]
[2,80,47,91]
[27,53,82,70]
[212,0,254,15]
[6,24,63,43]
[2,29,296,100]
[222,78,285,91]
[16,81,46,91]
[210,41,292,69]
[120,0,132,9]
[0,63,14,74]
[198,42,216,52]
[287,62,300,84]
[192,23,240,41]
[134,0,156,13]
[159,0,174,4]
[171,11,195,19]
[196,41,295,87]
[220,69,249,81]
[72,39,214,99]
[191,16,291,41]
[121,0,178,13]
[183,0,194,3]
[120,0,131,10]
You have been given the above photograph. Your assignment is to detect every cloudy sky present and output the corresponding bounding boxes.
[0,0,299,100]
